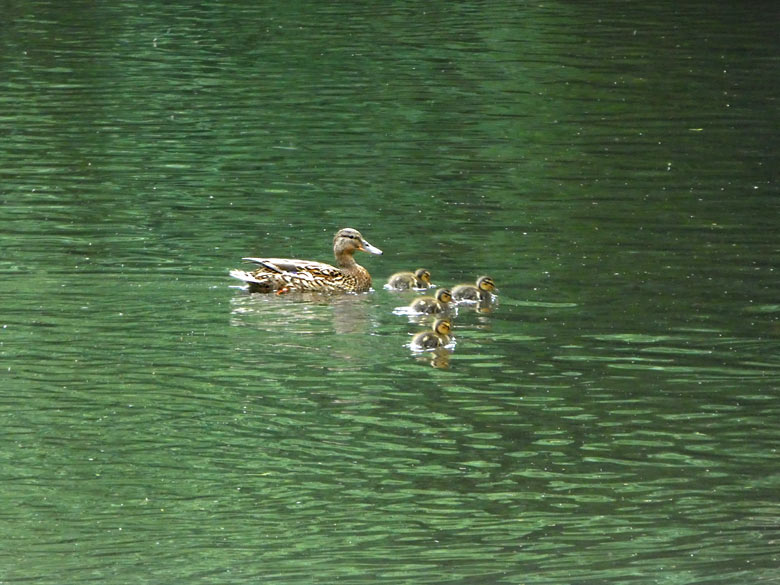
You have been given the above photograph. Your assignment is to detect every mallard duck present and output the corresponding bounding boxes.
[409,288,453,314]
[411,318,452,349]
[451,276,496,302]
[386,268,432,290]
[229,228,382,293]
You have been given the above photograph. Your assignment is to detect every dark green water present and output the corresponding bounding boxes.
[1,1,778,583]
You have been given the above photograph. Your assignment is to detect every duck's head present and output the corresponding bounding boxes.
[334,228,383,256]
[414,268,432,286]
[432,318,452,336]
[477,276,496,292]
[435,288,453,304]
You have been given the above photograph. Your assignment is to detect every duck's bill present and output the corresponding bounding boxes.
[360,241,383,255]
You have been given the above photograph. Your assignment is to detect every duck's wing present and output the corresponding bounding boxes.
[232,261,363,293]
[242,257,340,277]
[239,257,357,292]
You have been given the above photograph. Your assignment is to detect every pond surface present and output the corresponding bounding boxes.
[1,1,778,583]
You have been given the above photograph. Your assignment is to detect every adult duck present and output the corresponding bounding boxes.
[230,228,382,293]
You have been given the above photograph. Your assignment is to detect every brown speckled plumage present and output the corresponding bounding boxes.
[230,228,382,293]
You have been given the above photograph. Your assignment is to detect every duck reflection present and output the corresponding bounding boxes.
[230,290,372,335]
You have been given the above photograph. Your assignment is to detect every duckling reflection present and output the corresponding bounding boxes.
[414,347,452,369]
[451,276,496,303]
[409,288,453,314]
[386,268,432,290]
[472,298,496,314]
[410,318,453,350]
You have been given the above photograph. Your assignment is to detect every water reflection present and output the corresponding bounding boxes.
[413,347,453,369]
[458,297,498,315]
[392,301,460,323]
[230,289,374,336]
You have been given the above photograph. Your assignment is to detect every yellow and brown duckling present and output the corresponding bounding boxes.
[386,268,432,290]
[410,318,452,350]
[409,288,453,314]
[229,228,382,294]
[451,276,496,302]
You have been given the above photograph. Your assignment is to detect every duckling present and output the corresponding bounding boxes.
[409,288,453,314]
[451,276,496,302]
[411,318,452,350]
[386,268,432,290]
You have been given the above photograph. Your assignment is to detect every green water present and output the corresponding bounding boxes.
[1,1,778,583]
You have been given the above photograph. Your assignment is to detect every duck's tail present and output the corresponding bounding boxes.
[229,269,265,284]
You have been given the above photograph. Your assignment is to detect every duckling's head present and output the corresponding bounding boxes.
[435,288,453,303]
[432,318,452,336]
[334,228,383,256]
[477,276,496,292]
[414,268,432,286]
